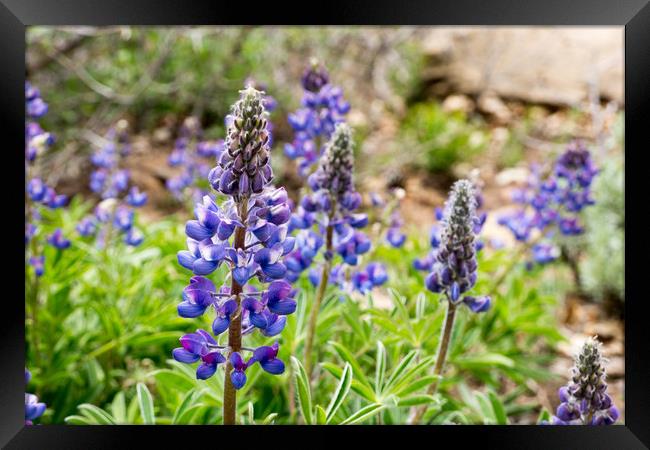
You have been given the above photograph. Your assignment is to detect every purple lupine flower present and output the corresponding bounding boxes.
[173,87,295,399]
[166,116,224,202]
[287,124,378,292]
[77,122,146,247]
[499,140,598,267]
[545,337,619,426]
[414,188,486,274]
[25,82,70,277]
[25,369,46,425]
[284,60,350,177]
[424,180,491,313]
[47,229,71,250]
[351,262,388,294]
[126,186,148,207]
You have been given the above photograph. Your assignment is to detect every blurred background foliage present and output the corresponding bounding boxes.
[25,26,624,425]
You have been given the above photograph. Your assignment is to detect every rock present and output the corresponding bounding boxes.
[477,92,512,124]
[421,28,623,106]
[494,167,530,186]
[442,94,474,114]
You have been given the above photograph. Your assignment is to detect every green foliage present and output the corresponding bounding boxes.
[400,102,487,173]
[34,195,568,425]
[580,147,624,303]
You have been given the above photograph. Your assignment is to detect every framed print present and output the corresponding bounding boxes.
[1,0,648,448]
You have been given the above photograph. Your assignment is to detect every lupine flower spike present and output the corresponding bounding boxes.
[284,59,350,177]
[166,116,224,204]
[25,82,70,278]
[544,337,619,425]
[173,86,296,425]
[300,122,371,374]
[498,140,598,267]
[76,120,146,247]
[410,180,491,424]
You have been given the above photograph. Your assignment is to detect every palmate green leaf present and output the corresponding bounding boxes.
[111,391,127,424]
[475,392,496,424]
[291,357,313,425]
[315,405,327,425]
[339,403,386,425]
[393,375,439,397]
[396,394,438,407]
[136,382,156,425]
[261,413,278,425]
[374,341,386,395]
[321,362,377,402]
[152,369,195,393]
[328,341,372,390]
[381,350,418,393]
[325,362,352,424]
[385,355,436,396]
[64,415,94,425]
[488,390,509,425]
[172,388,198,424]
[77,404,116,425]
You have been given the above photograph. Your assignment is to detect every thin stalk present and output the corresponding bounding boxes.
[410,301,457,424]
[304,215,334,377]
[223,200,248,425]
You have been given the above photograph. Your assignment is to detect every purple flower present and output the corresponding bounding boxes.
[546,337,619,426]
[173,87,293,395]
[284,61,349,177]
[127,186,148,207]
[500,141,598,267]
[81,122,146,248]
[351,262,388,294]
[423,180,490,313]
[47,229,71,250]
[24,368,46,425]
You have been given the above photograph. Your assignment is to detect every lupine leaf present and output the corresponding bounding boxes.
[172,389,197,424]
[375,341,386,394]
[325,362,352,423]
[64,415,94,425]
[291,357,313,425]
[136,382,155,424]
[382,350,418,392]
[328,341,372,389]
[340,403,385,425]
[488,390,508,425]
[262,413,279,425]
[315,405,327,425]
[78,404,116,425]
[111,391,127,424]
[321,362,377,402]
[396,394,438,407]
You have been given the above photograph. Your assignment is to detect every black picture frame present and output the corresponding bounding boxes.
[3,1,648,448]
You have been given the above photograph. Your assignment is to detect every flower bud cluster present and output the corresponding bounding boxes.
[423,180,490,313]
[284,60,350,176]
[547,337,619,425]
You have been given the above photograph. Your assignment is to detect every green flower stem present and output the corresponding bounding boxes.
[304,214,334,377]
[410,300,457,424]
